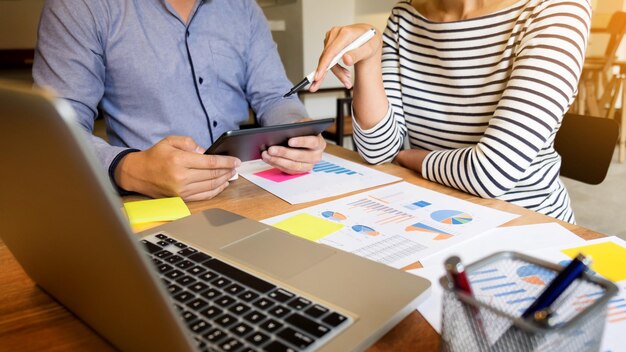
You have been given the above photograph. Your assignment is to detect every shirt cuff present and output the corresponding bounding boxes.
[421,150,437,181]
[108,148,140,196]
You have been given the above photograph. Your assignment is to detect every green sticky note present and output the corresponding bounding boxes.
[123,197,191,225]
[273,213,344,242]
[562,241,626,282]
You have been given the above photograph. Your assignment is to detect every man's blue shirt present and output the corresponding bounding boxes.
[33,0,307,172]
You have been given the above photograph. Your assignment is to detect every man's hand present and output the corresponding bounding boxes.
[261,133,326,174]
[115,136,241,201]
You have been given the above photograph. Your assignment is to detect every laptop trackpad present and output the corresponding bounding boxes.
[221,229,335,278]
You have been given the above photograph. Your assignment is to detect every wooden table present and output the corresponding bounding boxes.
[0,144,604,351]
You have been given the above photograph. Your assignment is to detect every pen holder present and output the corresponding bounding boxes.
[439,251,617,352]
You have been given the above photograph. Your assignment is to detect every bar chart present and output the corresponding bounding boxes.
[347,198,414,225]
[312,160,360,175]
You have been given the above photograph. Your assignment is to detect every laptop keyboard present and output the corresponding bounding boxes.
[141,233,352,352]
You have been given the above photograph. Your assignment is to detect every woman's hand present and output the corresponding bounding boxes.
[310,23,383,92]
[395,149,431,174]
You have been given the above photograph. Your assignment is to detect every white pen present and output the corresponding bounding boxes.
[283,28,377,97]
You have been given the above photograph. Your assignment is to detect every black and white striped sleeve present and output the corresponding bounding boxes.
[421,0,591,198]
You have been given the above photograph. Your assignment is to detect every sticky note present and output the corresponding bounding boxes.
[131,221,169,234]
[123,197,191,225]
[273,213,344,242]
[562,241,626,282]
[254,168,309,183]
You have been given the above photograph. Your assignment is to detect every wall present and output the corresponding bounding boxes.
[301,0,355,91]
[299,0,395,118]
[262,1,304,85]
[0,0,45,49]
[355,1,394,34]
[587,0,626,59]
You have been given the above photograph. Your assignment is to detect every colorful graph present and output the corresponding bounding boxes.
[405,222,453,240]
[404,200,432,211]
[431,210,473,225]
[573,291,626,324]
[470,267,537,311]
[321,211,347,221]
[516,265,555,286]
[352,225,380,236]
[347,198,414,225]
[370,191,404,203]
[313,161,360,175]
[352,235,427,264]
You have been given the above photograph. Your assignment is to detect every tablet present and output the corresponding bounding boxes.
[205,118,335,161]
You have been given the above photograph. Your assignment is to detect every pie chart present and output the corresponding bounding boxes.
[517,264,555,286]
[405,222,454,240]
[352,225,379,236]
[430,210,473,225]
[321,211,347,221]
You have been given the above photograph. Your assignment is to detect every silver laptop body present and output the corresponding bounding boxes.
[0,81,430,351]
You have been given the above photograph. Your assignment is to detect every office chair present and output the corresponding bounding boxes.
[322,97,354,150]
[554,113,619,185]
[576,11,626,162]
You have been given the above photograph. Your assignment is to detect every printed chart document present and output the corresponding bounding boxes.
[540,237,626,352]
[411,223,586,333]
[412,234,626,352]
[263,182,518,269]
[237,153,401,204]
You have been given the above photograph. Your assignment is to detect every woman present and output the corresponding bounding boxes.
[311,0,591,223]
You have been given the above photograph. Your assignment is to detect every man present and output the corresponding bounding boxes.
[33,0,325,201]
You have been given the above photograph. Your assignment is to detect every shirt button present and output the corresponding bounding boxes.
[198,77,204,84]
[186,31,190,37]
[213,121,218,127]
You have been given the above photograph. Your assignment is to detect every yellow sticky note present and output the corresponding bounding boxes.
[562,241,626,282]
[273,213,344,242]
[123,197,191,225]
[131,221,169,234]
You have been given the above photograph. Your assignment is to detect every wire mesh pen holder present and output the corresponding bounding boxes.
[439,251,618,352]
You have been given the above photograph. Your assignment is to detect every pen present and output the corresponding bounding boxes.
[490,254,592,351]
[283,28,377,97]
[444,255,473,294]
[444,256,488,348]
[521,253,591,320]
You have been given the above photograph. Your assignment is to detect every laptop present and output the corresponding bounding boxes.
[0,81,430,352]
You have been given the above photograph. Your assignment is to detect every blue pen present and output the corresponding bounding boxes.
[521,253,591,320]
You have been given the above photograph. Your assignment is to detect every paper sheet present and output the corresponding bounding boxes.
[562,239,626,282]
[410,223,586,333]
[412,233,626,352]
[264,182,518,269]
[536,237,626,352]
[237,153,401,204]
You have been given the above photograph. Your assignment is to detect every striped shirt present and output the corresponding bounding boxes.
[353,0,591,223]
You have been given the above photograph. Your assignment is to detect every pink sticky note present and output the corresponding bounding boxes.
[254,168,310,182]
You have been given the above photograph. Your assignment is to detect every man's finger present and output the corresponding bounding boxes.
[286,135,326,150]
[165,136,204,153]
[181,181,230,202]
[262,151,314,174]
[178,152,241,170]
[263,147,321,168]
[182,168,236,184]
